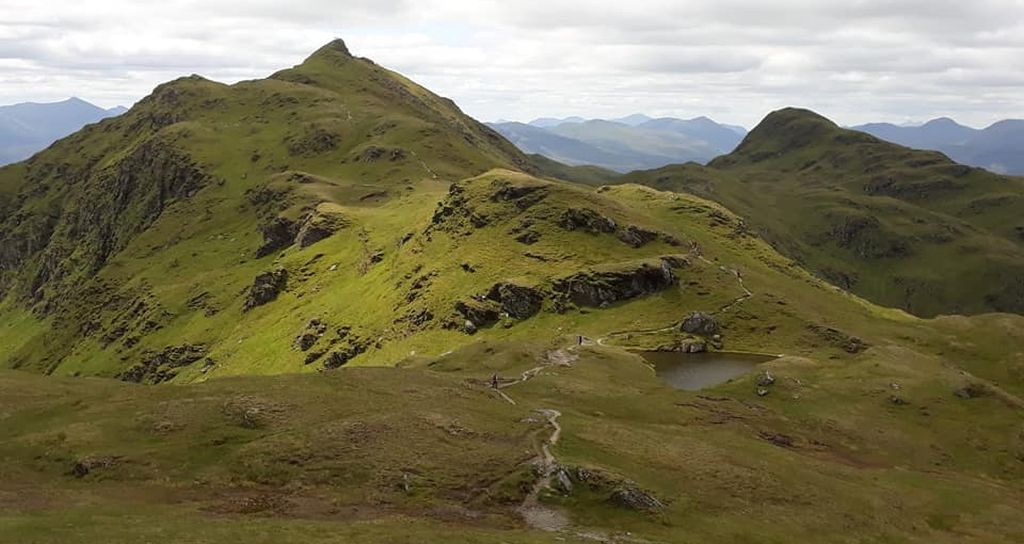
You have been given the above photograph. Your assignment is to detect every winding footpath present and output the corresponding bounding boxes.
[488,350,575,532]
[486,348,658,543]
[516,408,569,532]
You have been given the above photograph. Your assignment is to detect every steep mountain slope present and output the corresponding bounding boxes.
[853,117,1024,175]
[0,97,125,165]
[0,39,534,375]
[490,115,745,172]
[624,108,1024,317]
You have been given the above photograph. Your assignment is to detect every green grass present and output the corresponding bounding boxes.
[1,329,1022,542]
[0,42,1022,543]
[623,108,1024,317]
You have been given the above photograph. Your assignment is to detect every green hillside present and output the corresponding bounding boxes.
[0,44,1022,543]
[623,108,1024,317]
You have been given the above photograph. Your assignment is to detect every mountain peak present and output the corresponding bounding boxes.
[711,108,846,166]
[759,107,835,127]
[309,38,352,59]
[922,117,962,128]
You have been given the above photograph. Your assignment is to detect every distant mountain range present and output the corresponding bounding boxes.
[851,118,1024,175]
[0,97,127,165]
[487,115,748,172]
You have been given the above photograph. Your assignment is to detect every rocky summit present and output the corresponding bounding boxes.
[0,41,1022,544]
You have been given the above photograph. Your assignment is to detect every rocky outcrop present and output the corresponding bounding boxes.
[256,216,300,257]
[489,179,548,210]
[298,323,369,366]
[485,282,544,319]
[427,183,489,236]
[118,344,211,384]
[286,126,340,157]
[243,268,288,311]
[0,137,212,307]
[616,225,660,248]
[323,329,370,369]
[255,206,349,257]
[677,339,708,353]
[680,312,718,335]
[558,208,616,234]
[294,319,328,351]
[608,484,665,511]
[552,257,680,308]
[354,145,407,163]
[296,206,349,248]
[455,298,502,328]
[558,209,679,249]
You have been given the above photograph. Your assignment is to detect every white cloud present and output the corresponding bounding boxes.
[0,0,1021,127]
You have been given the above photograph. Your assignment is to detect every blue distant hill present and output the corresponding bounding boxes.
[0,97,127,165]
[852,118,1024,175]
[489,114,747,172]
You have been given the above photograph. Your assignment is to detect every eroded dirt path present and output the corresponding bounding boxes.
[485,349,577,531]
[483,349,660,543]
[516,408,570,532]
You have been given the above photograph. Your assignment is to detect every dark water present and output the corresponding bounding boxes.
[636,351,777,391]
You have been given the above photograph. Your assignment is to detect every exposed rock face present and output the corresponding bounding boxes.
[608,484,665,511]
[677,340,707,353]
[558,208,617,234]
[616,225,660,248]
[552,258,678,308]
[489,179,548,210]
[323,330,370,369]
[118,344,210,384]
[455,298,502,328]
[256,206,348,257]
[485,282,544,319]
[354,145,407,163]
[295,206,349,248]
[299,324,369,366]
[681,312,718,335]
[256,217,300,257]
[427,184,489,236]
[287,126,340,157]
[243,268,288,311]
[294,319,328,351]
[0,138,212,306]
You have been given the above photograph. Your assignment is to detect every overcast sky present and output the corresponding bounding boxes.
[1,0,1022,128]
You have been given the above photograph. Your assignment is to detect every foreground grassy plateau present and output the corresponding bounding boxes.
[2,320,1023,543]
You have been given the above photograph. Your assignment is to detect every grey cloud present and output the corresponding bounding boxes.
[0,0,1021,128]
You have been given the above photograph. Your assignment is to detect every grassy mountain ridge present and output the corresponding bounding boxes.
[624,107,1024,317]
